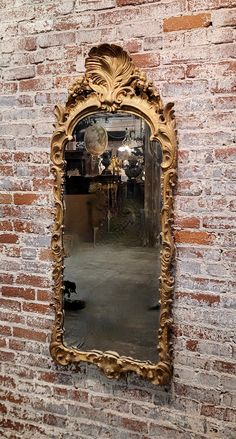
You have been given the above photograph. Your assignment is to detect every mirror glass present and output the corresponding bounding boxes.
[63,112,162,363]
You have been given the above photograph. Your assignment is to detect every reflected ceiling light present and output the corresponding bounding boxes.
[118,145,132,154]
[119,129,138,153]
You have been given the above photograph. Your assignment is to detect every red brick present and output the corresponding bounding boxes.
[1,286,35,301]
[22,302,51,315]
[19,78,51,92]
[213,360,236,375]
[22,36,37,51]
[0,375,16,389]
[0,220,13,233]
[38,371,57,383]
[0,325,12,336]
[186,61,236,79]
[64,45,83,59]
[0,152,13,162]
[0,233,19,244]
[174,383,220,404]
[26,315,52,330]
[13,152,30,162]
[0,165,14,176]
[32,178,53,192]
[203,216,235,229]
[215,147,236,162]
[36,61,76,76]
[0,298,21,311]
[8,339,25,351]
[17,94,34,107]
[186,339,199,351]
[175,216,200,228]
[164,13,212,32]
[13,327,47,342]
[0,273,14,284]
[38,248,53,261]
[0,338,7,348]
[200,404,225,419]
[176,291,220,306]
[13,220,45,235]
[37,289,52,301]
[131,52,160,68]
[0,351,15,362]
[69,389,89,403]
[123,39,142,53]
[175,231,215,245]
[0,194,12,204]
[0,419,24,433]
[13,193,40,205]
[54,74,78,89]
[117,0,156,4]
[15,274,51,288]
[0,81,17,94]
[0,403,7,414]
[2,245,20,258]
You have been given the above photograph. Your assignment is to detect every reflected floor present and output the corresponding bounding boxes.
[64,243,160,363]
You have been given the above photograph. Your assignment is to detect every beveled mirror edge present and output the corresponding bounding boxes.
[50,44,177,385]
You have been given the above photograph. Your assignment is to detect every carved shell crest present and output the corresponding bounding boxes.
[68,44,160,110]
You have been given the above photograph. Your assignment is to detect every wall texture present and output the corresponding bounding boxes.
[0,0,235,438]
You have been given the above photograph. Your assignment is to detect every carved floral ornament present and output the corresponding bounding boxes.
[50,44,177,384]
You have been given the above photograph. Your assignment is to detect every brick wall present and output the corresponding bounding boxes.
[0,0,235,437]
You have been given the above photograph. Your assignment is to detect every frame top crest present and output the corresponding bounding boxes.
[65,44,163,113]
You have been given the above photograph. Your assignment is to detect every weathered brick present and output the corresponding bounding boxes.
[162,80,208,97]
[212,8,236,27]
[0,193,13,204]
[3,66,35,81]
[38,32,75,48]
[189,0,235,11]
[36,61,76,76]
[131,52,160,68]
[123,39,143,53]
[19,78,52,92]
[0,124,32,136]
[117,0,157,4]
[13,327,47,342]
[186,61,236,78]
[22,302,51,316]
[15,274,51,288]
[17,94,34,107]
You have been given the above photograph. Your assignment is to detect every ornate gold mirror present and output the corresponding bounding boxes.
[50,44,177,384]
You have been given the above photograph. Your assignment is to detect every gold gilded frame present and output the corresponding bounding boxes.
[50,44,177,385]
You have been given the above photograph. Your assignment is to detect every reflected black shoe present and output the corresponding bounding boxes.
[148,304,160,310]
[64,299,86,310]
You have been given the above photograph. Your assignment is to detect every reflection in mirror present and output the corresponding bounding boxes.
[63,112,162,363]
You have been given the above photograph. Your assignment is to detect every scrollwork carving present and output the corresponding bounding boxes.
[50,44,177,384]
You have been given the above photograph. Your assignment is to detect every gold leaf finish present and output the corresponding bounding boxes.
[50,44,177,384]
